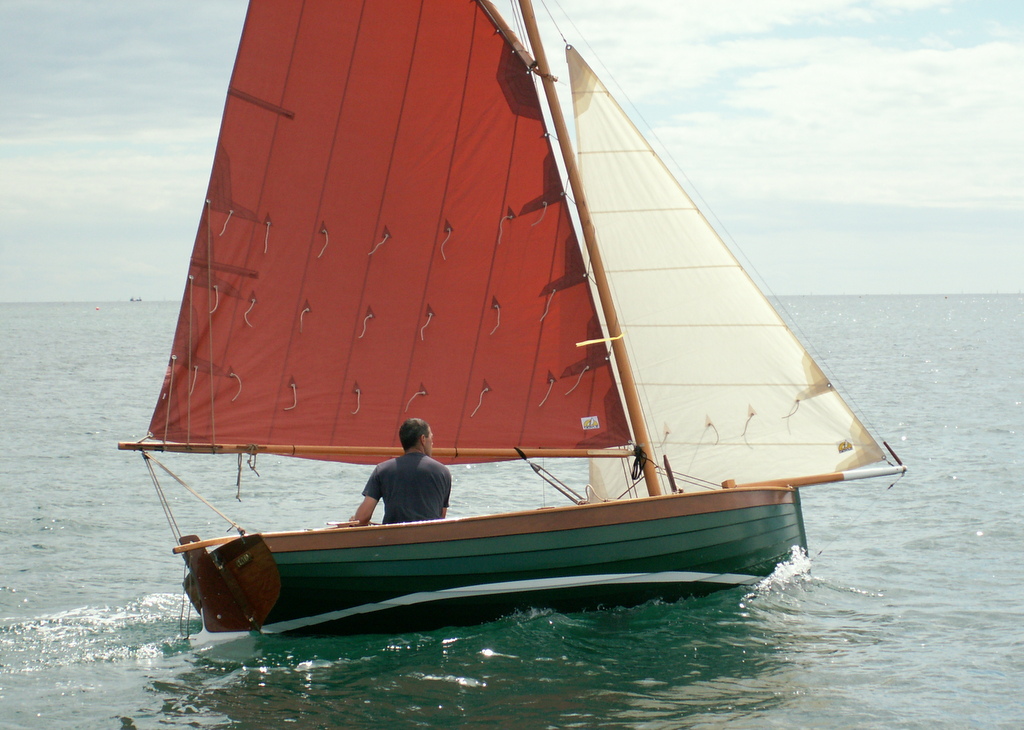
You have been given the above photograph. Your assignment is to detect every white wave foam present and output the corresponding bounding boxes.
[743,546,814,602]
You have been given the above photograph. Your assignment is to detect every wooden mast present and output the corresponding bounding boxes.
[515,0,662,497]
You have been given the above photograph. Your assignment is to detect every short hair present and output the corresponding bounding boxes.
[399,418,430,450]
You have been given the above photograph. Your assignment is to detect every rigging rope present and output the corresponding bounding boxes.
[235,450,260,501]
[144,452,182,544]
[514,447,586,504]
[178,562,194,638]
[810,471,907,559]
[540,0,569,46]
[143,452,246,536]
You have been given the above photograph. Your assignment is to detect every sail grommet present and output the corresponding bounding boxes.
[219,209,234,236]
[420,306,434,340]
[284,379,298,411]
[564,365,590,395]
[359,307,375,339]
[244,297,256,327]
[405,384,428,413]
[742,406,757,443]
[470,381,491,418]
[539,289,555,321]
[440,221,453,260]
[538,372,556,407]
[704,416,720,446]
[368,227,391,255]
[531,200,548,226]
[496,209,515,245]
[489,297,501,335]
[318,223,329,258]
[360,307,376,341]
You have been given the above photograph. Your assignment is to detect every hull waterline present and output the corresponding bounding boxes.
[183,486,806,636]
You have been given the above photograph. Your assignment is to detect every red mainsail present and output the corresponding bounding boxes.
[149,0,630,461]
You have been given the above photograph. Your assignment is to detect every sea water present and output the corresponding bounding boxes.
[0,295,1021,729]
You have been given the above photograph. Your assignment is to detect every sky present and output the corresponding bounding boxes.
[1,0,1021,302]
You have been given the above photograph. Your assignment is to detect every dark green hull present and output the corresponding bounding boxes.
[245,487,806,635]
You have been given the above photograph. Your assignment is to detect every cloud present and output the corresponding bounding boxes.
[537,1,1023,210]
[1,0,1021,299]
[3,3,232,137]
[654,36,1024,209]
[534,0,1023,293]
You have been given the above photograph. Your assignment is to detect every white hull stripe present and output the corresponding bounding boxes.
[262,570,761,634]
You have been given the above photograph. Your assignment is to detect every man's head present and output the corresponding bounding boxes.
[399,418,433,455]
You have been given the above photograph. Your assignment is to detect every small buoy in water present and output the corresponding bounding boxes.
[95,307,100,311]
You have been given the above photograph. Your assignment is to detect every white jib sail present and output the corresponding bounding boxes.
[566,47,885,497]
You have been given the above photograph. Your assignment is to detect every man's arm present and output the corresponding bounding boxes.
[350,495,378,526]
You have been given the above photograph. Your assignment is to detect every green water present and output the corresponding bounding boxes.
[1,296,1022,728]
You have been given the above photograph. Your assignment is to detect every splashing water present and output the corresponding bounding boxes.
[744,546,814,602]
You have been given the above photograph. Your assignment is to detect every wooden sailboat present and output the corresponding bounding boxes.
[120,0,905,636]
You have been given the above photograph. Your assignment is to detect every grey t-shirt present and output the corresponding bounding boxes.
[362,452,451,524]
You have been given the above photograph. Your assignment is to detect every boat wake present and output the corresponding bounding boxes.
[0,593,192,673]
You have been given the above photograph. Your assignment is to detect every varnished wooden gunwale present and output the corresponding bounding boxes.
[169,486,794,555]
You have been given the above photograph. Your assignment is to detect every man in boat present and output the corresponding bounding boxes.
[349,418,452,525]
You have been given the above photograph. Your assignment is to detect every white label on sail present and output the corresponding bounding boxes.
[581,417,601,430]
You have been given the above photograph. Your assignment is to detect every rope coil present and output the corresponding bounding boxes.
[630,444,649,482]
